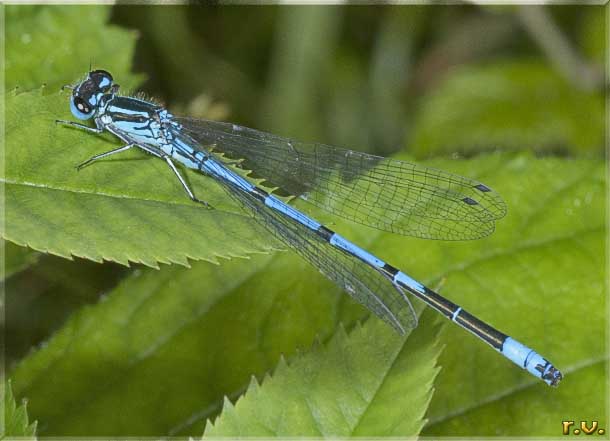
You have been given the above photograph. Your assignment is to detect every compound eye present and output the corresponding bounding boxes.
[73,96,92,114]
[89,70,114,90]
[90,69,113,82]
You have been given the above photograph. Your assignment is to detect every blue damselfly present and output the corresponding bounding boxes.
[57,70,562,386]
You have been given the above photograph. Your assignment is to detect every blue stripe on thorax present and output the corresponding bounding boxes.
[106,96,159,118]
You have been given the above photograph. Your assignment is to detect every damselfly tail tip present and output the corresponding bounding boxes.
[543,364,563,387]
[501,337,562,387]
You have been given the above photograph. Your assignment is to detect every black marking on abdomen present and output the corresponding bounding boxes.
[454,309,507,350]
[415,286,459,318]
[252,187,269,202]
[317,225,335,242]
[193,152,209,172]
[380,263,399,279]
[409,285,508,351]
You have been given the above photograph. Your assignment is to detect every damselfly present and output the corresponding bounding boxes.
[57,70,562,386]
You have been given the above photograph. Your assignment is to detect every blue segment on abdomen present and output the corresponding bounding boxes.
[394,272,425,293]
[169,135,322,231]
[169,136,252,190]
[330,234,386,269]
[171,137,203,169]
[263,196,322,231]
[204,161,255,193]
[501,337,550,381]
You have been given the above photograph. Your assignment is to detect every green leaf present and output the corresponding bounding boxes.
[426,360,608,436]
[9,252,366,436]
[5,5,142,93]
[416,155,607,436]
[205,313,443,437]
[9,154,606,437]
[2,89,276,267]
[408,61,604,157]
[2,380,37,438]
[2,240,40,280]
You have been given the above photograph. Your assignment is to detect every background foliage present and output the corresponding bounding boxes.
[2,3,607,438]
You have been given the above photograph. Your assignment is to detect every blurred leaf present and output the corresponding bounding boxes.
[5,255,127,367]
[326,7,422,155]
[365,7,423,154]
[2,89,276,267]
[2,240,40,280]
[579,6,605,64]
[205,314,442,437]
[410,9,519,99]
[111,5,259,119]
[408,61,604,157]
[2,380,37,438]
[9,153,605,437]
[261,6,341,139]
[5,5,142,93]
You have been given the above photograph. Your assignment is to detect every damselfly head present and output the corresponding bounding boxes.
[69,70,115,120]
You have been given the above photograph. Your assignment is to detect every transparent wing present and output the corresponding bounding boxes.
[216,177,418,334]
[176,117,507,240]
